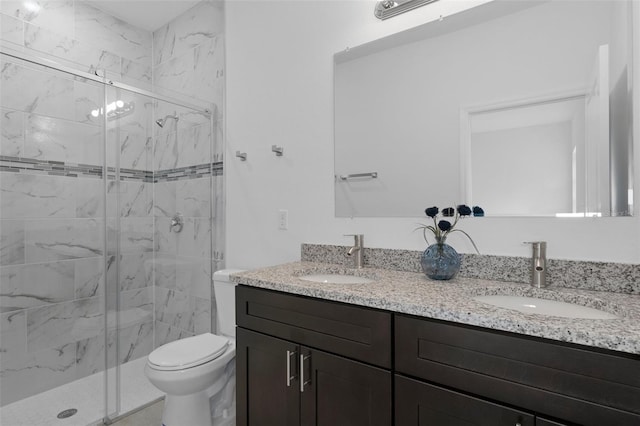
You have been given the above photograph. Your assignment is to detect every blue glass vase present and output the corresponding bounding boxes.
[420,240,461,280]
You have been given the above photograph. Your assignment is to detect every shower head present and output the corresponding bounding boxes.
[155,113,179,128]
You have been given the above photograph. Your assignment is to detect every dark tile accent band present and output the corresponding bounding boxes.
[301,243,640,295]
[107,166,153,182]
[153,162,223,182]
[1,156,103,179]
[0,156,222,182]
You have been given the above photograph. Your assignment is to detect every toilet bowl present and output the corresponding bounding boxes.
[145,334,236,426]
[145,269,243,426]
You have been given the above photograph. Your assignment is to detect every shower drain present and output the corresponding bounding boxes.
[57,408,78,419]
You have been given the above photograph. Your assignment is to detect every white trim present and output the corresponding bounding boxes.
[459,88,588,208]
[461,87,587,115]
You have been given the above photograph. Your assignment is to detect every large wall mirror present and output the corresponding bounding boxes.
[334,0,635,217]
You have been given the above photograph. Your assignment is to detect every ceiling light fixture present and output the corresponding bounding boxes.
[374,0,439,20]
[23,1,41,14]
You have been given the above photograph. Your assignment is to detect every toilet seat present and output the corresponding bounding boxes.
[147,333,230,371]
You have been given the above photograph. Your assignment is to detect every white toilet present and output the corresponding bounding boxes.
[145,269,243,426]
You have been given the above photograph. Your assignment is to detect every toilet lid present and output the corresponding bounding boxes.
[148,333,229,371]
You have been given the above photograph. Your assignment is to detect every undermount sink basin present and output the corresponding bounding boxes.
[298,274,374,284]
[474,295,619,319]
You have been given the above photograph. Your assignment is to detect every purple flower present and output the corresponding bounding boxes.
[457,204,472,216]
[418,204,482,254]
[425,207,439,218]
[438,220,452,231]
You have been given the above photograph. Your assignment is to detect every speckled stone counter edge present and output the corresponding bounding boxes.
[301,244,640,295]
[232,261,640,355]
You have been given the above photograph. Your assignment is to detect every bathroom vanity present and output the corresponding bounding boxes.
[236,286,392,426]
[233,262,640,426]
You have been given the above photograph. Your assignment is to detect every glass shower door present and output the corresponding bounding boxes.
[102,83,215,421]
[0,52,108,424]
[1,49,215,425]
[103,84,156,420]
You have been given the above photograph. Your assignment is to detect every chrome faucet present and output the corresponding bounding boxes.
[345,234,364,269]
[170,212,184,233]
[524,241,547,288]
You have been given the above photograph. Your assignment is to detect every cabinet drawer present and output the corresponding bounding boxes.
[236,286,392,368]
[395,375,535,426]
[396,315,640,425]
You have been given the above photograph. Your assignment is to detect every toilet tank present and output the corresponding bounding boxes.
[213,269,245,337]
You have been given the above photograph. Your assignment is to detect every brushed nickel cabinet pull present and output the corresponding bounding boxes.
[299,354,311,392]
[286,350,296,387]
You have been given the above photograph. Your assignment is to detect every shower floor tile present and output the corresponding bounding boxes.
[0,357,163,426]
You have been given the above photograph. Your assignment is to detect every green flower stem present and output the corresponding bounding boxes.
[450,229,480,254]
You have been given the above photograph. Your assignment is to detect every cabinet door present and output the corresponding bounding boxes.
[300,348,392,426]
[237,328,300,426]
[396,375,535,426]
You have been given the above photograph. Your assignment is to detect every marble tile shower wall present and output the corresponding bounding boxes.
[0,0,226,405]
[150,1,225,347]
[0,1,152,88]
[0,1,155,405]
[153,177,213,346]
[152,1,224,108]
[0,57,155,406]
[151,102,217,347]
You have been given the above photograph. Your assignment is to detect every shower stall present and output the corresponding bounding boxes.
[0,47,222,425]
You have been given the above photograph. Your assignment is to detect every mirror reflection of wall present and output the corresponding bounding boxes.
[467,97,585,217]
[334,0,635,218]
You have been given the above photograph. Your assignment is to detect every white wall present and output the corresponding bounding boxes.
[225,0,640,269]
[472,122,573,216]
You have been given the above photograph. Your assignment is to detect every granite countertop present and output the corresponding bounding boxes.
[231,261,640,356]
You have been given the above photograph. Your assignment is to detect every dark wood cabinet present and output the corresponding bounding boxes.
[395,376,576,426]
[536,419,570,426]
[237,328,300,426]
[395,375,535,426]
[299,345,391,426]
[236,287,392,426]
[395,314,640,426]
[236,285,391,368]
[236,285,639,426]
